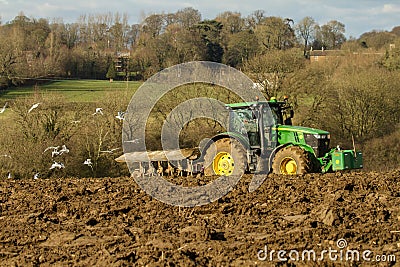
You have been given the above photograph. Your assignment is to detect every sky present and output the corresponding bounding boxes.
[0,0,399,38]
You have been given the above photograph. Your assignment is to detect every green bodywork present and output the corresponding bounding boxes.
[218,100,363,173]
[275,125,328,151]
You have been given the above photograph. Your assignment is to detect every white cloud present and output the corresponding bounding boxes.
[39,2,77,12]
[382,3,400,13]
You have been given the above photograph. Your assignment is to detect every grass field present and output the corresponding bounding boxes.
[0,79,142,102]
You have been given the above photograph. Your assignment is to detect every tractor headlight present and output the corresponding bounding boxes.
[313,134,327,139]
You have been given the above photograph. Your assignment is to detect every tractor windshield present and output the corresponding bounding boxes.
[229,109,257,134]
[229,108,260,146]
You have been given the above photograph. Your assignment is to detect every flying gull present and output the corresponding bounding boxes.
[28,103,41,113]
[50,162,65,170]
[93,108,103,115]
[0,102,8,114]
[83,158,93,167]
[115,111,125,121]
[100,147,121,154]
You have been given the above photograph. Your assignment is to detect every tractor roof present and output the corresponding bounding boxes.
[226,101,284,108]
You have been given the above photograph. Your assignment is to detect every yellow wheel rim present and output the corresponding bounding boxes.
[280,157,297,174]
[213,152,235,176]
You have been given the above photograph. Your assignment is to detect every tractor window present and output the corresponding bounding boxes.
[229,109,260,146]
[265,106,282,125]
[262,106,279,149]
[229,109,257,133]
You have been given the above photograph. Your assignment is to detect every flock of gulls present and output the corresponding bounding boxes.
[1,102,126,179]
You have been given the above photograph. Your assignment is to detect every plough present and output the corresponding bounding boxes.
[115,148,203,177]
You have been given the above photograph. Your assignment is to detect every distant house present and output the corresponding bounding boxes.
[307,48,384,63]
[307,49,345,63]
[115,51,130,73]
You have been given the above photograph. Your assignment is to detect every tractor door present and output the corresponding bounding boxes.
[261,105,278,154]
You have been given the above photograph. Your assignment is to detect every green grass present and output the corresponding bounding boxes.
[0,79,142,102]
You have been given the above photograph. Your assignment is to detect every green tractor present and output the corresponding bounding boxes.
[201,97,363,176]
[117,97,363,177]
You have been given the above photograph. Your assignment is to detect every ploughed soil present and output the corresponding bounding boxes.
[0,170,399,266]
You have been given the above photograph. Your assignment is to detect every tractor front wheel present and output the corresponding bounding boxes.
[204,138,247,177]
[272,146,311,175]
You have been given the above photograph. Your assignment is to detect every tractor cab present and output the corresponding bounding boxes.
[268,96,294,126]
[226,98,294,149]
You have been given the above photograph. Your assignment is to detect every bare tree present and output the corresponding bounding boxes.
[246,10,265,30]
[216,11,243,34]
[255,16,295,51]
[175,7,201,29]
[244,49,305,98]
[318,20,346,49]
[295,16,317,56]
[141,13,165,38]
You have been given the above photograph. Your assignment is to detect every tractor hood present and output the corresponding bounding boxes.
[276,125,330,136]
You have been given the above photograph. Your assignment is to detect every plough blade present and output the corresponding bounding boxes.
[115,148,200,163]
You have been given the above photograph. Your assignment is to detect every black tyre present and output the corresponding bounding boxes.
[203,138,247,176]
[272,146,311,175]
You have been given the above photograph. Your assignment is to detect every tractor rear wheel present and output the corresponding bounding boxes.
[272,146,311,175]
[204,138,247,177]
